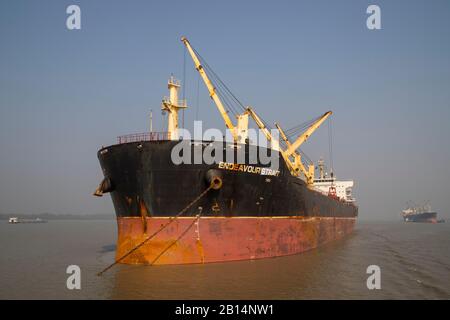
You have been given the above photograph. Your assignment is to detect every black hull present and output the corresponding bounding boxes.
[97,140,358,218]
[403,212,437,223]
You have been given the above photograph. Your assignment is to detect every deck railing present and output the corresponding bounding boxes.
[117,132,171,144]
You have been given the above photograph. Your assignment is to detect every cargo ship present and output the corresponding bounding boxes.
[402,202,444,223]
[94,37,358,266]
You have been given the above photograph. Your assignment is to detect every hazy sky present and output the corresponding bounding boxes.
[1,0,449,220]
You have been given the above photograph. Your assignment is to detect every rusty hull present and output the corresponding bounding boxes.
[116,216,356,265]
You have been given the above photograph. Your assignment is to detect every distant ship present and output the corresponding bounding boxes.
[8,217,47,224]
[401,202,444,223]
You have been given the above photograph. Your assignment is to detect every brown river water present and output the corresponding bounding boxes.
[0,220,449,299]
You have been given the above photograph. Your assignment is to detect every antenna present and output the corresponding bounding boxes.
[150,108,153,133]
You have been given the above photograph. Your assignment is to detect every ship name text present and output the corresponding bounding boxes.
[218,161,280,177]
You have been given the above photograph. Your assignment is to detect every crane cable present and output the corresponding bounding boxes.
[182,46,187,128]
[193,47,245,116]
[195,72,200,120]
[284,115,322,139]
[328,116,334,175]
[202,62,241,116]
[199,52,246,112]
[191,45,284,140]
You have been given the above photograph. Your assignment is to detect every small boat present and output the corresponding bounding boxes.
[8,217,19,224]
[8,217,47,224]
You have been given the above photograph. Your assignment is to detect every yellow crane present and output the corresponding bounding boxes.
[247,107,331,185]
[245,107,279,150]
[275,123,313,184]
[182,36,332,185]
[181,36,248,143]
[245,107,296,174]
[284,111,332,157]
[279,111,331,184]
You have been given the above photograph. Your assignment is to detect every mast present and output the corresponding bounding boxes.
[150,109,153,133]
[181,36,247,143]
[161,75,187,140]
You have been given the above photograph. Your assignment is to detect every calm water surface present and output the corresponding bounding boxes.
[0,220,449,299]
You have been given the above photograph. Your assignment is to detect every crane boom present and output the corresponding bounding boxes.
[246,107,301,173]
[285,111,332,156]
[275,122,290,146]
[275,123,313,184]
[245,107,279,150]
[181,36,237,140]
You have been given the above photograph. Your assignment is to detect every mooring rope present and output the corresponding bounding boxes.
[97,184,213,276]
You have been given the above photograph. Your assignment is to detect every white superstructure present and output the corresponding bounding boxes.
[402,202,432,216]
[313,159,355,203]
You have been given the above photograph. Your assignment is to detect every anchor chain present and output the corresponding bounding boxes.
[148,214,201,266]
[97,183,215,276]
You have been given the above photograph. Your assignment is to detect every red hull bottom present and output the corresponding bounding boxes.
[115,216,356,265]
